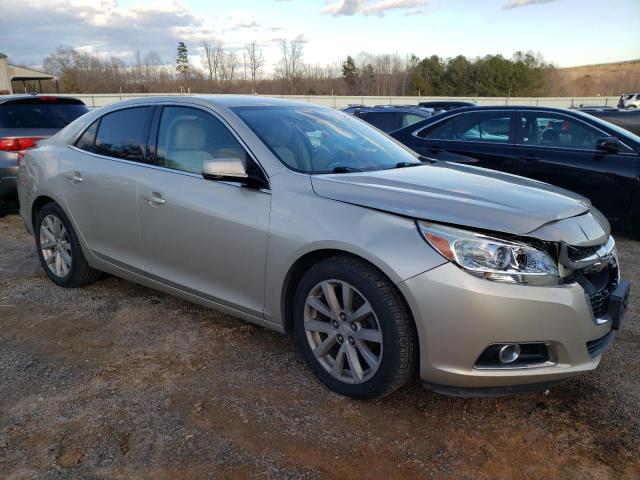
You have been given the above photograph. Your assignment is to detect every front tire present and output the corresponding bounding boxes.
[35,202,101,287]
[293,255,417,399]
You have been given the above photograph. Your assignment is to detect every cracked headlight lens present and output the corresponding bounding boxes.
[417,221,560,285]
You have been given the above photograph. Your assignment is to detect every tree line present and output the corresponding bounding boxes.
[29,41,636,97]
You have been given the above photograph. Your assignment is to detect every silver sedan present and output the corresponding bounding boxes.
[17,96,629,398]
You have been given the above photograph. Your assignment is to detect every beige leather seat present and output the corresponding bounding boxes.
[260,119,311,170]
[165,120,213,174]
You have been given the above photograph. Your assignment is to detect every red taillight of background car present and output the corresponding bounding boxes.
[0,137,43,152]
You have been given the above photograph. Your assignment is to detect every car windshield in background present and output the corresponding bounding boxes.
[575,110,640,144]
[232,106,421,173]
[0,103,88,129]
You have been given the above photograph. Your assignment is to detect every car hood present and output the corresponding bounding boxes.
[311,162,592,237]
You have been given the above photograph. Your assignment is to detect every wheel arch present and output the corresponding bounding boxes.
[31,195,58,228]
[280,248,418,344]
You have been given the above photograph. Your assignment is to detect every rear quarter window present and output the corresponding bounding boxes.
[75,120,99,152]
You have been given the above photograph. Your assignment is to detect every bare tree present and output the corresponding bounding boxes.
[201,40,224,81]
[220,50,238,82]
[245,41,264,94]
[276,37,305,94]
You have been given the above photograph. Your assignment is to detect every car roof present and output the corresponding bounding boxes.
[427,105,593,115]
[96,94,322,110]
[419,101,475,105]
[343,105,432,114]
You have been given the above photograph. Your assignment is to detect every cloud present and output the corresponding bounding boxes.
[0,0,214,65]
[234,21,260,28]
[0,0,285,67]
[403,9,427,16]
[322,0,429,17]
[502,0,557,10]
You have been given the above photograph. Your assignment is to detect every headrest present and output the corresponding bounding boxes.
[260,118,293,147]
[169,120,206,149]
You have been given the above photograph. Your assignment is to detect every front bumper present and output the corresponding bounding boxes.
[399,262,614,391]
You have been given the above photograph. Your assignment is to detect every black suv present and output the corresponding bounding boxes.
[342,105,434,133]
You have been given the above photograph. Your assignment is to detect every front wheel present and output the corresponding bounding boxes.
[35,202,101,287]
[293,255,417,399]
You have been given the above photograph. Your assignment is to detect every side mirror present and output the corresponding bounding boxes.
[202,158,248,182]
[596,136,620,153]
[201,158,267,189]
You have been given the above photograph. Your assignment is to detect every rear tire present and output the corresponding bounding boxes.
[35,202,101,287]
[293,255,417,399]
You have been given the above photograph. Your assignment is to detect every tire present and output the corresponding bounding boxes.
[34,202,101,288]
[293,255,417,399]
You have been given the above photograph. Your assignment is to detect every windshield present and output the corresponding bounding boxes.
[574,110,640,144]
[232,106,420,173]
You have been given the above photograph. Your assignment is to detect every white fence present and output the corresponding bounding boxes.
[59,93,620,110]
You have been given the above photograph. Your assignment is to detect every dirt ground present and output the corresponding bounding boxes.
[0,213,639,480]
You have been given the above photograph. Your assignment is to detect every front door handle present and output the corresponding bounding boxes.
[67,172,83,183]
[142,192,166,205]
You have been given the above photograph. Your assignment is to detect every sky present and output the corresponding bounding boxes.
[1,0,639,72]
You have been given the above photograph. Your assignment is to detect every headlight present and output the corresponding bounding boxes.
[417,221,560,285]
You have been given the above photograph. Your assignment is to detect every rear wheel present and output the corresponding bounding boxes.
[35,202,101,287]
[293,255,417,399]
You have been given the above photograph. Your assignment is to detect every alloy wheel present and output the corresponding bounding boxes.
[304,279,383,384]
[40,214,72,277]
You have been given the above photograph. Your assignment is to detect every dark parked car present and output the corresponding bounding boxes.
[577,107,640,136]
[0,95,88,215]
[391,106,640,232]
[342,105,434,133]
[417,100,476,112]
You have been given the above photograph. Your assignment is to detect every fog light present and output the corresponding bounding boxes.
[498,344,521,364]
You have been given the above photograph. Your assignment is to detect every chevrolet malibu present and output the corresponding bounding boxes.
[17,96,630,399]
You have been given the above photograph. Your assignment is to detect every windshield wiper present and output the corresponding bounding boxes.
[418,155,438,164]
[392,161,422,169]
[332,166,363,173]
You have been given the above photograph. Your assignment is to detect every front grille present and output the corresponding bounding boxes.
[567,244,601,262]
[586,331,615,358]
[588,265,619,318]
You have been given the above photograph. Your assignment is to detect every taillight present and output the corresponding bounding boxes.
[0,137,43,151]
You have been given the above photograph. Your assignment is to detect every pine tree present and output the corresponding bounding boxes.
[176,42,190,80]
[341,56,359,94]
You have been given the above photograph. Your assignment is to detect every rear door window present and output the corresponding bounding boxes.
[94,107,153,161]
[420,111,513,143]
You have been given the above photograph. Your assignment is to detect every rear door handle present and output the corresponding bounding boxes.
[142,192,166,205]
[67,172,83,183]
